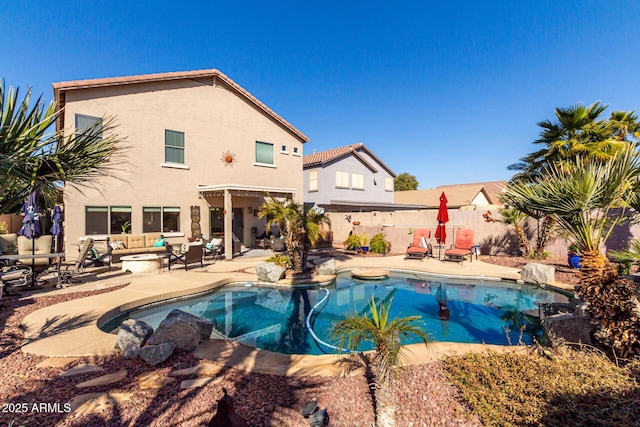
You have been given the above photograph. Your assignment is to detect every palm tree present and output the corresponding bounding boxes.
[498,208,532,256]
[508,102,628,182]
[258,195,331,273]
[0,79,126,213]
[502,145,640,354]
[330,296,431,427]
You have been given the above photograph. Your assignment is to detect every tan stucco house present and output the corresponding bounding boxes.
[53,69,309,259]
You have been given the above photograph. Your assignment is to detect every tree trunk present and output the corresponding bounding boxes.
[534,215,554,257]
[513,225,531,256]
[374,381,396,427]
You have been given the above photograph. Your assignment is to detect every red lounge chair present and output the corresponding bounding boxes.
[444,229,475,264]
[405,229,432,261]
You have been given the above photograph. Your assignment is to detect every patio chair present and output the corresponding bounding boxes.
[203,236,223,260]
[405,229,432,261]
[0,264,33,293]
[59,238,96,284]
[270,235,286,253]
[17,235,53,270]
[443,229,475,264]
[169,243,203,271]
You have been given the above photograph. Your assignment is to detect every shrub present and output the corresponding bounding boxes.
[266,253,291,268]
[369,233,389,254]
[343,233,368,250]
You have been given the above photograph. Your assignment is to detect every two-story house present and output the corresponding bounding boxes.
[53,69,309,259]
[303,143,397,211]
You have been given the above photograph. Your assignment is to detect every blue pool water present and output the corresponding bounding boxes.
[109,272,568,355]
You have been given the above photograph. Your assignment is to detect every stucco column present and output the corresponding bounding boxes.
[224,189,233,260]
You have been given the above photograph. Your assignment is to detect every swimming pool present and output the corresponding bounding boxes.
[107,271,568,355]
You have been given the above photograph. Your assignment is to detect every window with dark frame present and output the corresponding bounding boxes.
[165,129,185,164]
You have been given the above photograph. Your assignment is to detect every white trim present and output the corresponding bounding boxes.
[253,162,277,168]
[161,163,190,170]
[198,184,297,194]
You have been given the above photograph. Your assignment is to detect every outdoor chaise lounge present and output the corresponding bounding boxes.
[59,237,96,284]
[443,228,475,264]
[405,229,432,261]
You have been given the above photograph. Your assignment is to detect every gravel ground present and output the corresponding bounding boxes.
[0,286,481,427]
[480,255,582,286]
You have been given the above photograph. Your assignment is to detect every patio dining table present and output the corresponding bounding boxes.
[0,252,65,288]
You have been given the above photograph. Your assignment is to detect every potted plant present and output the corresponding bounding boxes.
[568,243,582,269]
[344,233,361,252]
[359,233,370,254]
[121,221,131,234]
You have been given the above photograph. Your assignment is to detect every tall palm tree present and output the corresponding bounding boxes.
[258,195,331,273]
[0,79,126,213]
[502,145,640,354]
[508,102,628,182]
[330,297,431,427]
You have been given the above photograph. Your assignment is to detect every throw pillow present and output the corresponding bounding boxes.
[91,247,100,259]
[109,241,125,250]
[153,238,166,247]
[418,236,428,249]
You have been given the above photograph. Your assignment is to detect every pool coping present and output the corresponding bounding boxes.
[20,254,544,376]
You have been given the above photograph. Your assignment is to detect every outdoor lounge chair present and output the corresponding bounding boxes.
[405,229,432,261]
[0,264,33,292]
[169,243,203,271]
[59,238,96,284]
[203,236,223,260]
[270,235,286,253]
[443,229,475,264]
[17,235,53,270]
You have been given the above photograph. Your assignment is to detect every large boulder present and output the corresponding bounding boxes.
[544,313,592,346]
[315,258,336,275]
[255,262,286,282]
[165,309,213,340]
[139,342,176,366]
[147,315,201,351]
[115,319,153,352]
[521,263,555,285]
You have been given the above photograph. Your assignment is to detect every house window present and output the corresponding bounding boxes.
[86,206,132,235]
[352,173,364,190]
[309,170,318,192]
[75,114,102,138]
[281,145,288,153]
[143,207,181,233]
[293,147,299,155]
[165,130,185,164]
[255,141,274,165]
[336,171,349,188]
[385,177,394,192]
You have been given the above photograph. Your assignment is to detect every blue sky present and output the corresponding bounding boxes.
[3,1,640,188]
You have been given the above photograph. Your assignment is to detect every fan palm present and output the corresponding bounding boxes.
[508,102,628,182]
[0,79,126,213]
[330,297,431,427]
[502,145,640,354]
[258,195,331,273]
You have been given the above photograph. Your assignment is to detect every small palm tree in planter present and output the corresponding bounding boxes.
[330,296,431,427]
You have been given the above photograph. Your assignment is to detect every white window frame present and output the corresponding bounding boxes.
[255,141,276,167]
[385,177,394,192]
[336,171,349,189]
[309,170,318,192]
[352,173,364,190]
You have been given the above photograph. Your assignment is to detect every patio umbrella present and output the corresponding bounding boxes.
[18,191,42,286]
[434,192,449,245]
[50,205,62,252]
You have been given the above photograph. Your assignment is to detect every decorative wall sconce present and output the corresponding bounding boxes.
[253,210,259,217]
[247,206,253,214]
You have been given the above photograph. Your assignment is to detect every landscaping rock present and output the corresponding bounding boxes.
[139,342,176,366]
[69,392,133,416]
[147,314,201,351]
[123,342,141,359]
[115,319,153,352]
[316,258,336,275]
[76,369,128,388]
[255,262,286,282]
[59,363,104,377]
[544,313,592,346]
[137,371,177,390]
[521,263,555,285]
[165,309,213,340]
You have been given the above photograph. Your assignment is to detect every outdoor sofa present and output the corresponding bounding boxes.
[106,233,169,263]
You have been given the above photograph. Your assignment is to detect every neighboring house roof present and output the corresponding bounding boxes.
[52,69,310,143]
[303,143,396,177]
[394,182,499,208]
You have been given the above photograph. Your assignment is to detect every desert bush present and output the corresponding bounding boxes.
[444,348,640,426]
[369,233,389,254]
[266,253,291,268]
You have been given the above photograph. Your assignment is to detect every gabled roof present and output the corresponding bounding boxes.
[394,183,496,208]
[303,143,396,177]
[52,69,309,143]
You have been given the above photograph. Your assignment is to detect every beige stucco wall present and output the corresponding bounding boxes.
[60,78,305,249]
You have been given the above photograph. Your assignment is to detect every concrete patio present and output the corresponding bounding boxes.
[18,251,530,376]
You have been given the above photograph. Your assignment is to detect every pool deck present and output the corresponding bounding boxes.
[19,253,541,376]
